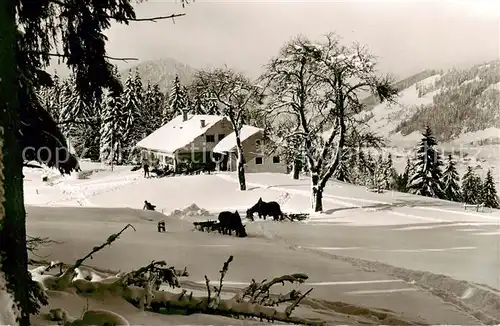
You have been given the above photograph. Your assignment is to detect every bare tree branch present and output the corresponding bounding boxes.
[48,0,186,22]
[43,52,138,62]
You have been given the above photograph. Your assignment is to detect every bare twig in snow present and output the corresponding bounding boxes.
[285,288,313,317]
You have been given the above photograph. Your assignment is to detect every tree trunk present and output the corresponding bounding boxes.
[110,134,114,171]
[0,121,18,326]
[173,155,178,174]
[310,172,323,212]
[0,1,31,324]
[235,137,246,191]
[292,158,300,180]
[236,151,246,191]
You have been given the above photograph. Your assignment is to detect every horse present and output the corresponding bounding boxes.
[218,211,247,237]
[246,197,284,221]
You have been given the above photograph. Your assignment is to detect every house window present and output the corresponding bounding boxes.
[218,134,225,140]
[206,135,215,142]
[273,156,280,164]
[256,140,261,146]
[255,157,263,165]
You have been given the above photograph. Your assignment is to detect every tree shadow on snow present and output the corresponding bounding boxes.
[323,200,440,214]
[357,198,454,212]
[323,206,361,214]
[266,184,310,188]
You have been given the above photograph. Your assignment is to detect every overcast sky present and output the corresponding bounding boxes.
[66,0,500,79]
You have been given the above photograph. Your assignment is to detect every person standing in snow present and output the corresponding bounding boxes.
[143,161,150,178]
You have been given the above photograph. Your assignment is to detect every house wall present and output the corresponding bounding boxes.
[142,150,171,167]
[246,155,288,173]
[177,118,234,164]
[226,132,287,174]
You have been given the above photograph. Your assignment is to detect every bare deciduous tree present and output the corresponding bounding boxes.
[260,36,321,181]
[192,68,262,191]
[262,33,398,212]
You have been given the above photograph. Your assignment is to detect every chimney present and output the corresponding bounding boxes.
[200,119,206,128]
[182,110,188,121]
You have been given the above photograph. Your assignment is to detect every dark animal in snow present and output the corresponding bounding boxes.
[246,197,283,221]
[157,220,166,232]
[218,211,247,237]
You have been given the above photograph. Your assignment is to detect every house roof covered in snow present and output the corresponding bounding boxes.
[136,114,225,154]
[213,125,263,153]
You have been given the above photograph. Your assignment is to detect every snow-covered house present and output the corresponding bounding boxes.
[136,112,286,173]
[213,125,287,173]
[136,112,232,170]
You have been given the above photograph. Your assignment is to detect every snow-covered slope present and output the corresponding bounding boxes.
[358,60,500,147]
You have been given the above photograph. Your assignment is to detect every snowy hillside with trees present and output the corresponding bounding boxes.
[357,60,500,147]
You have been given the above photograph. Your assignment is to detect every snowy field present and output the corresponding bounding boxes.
[24,161,500,325]
[25,161,500,227]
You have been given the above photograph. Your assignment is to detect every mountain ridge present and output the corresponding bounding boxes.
[121,57,500,146]
[119,57,197,93]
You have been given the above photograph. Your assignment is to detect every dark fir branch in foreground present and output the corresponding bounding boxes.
[1,0,189,324]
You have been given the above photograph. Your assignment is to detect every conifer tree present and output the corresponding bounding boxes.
[133,70,145,129]
[407,155,416,179]
[374,154,385,189]
[364,152,376,187]
[143,83,167,134]
[85,98,103,160]
[100,90,125,164]
[384,153,398,189]
[394,157,412,192]
[334,150,351,183]
[343,147,358,184]
[189,92,204,115]
[350,149,364,185]
[59,74,93,127]
[38,74,63,122]
[441,154,462,202]
[481,169,499,208]
[58,78,80,136]
[167,75,187,122]
[407,126,445,198]
[461,166,482,204]
[58,75,104,160]
[161,93,176,125]
[121,71,143,151]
